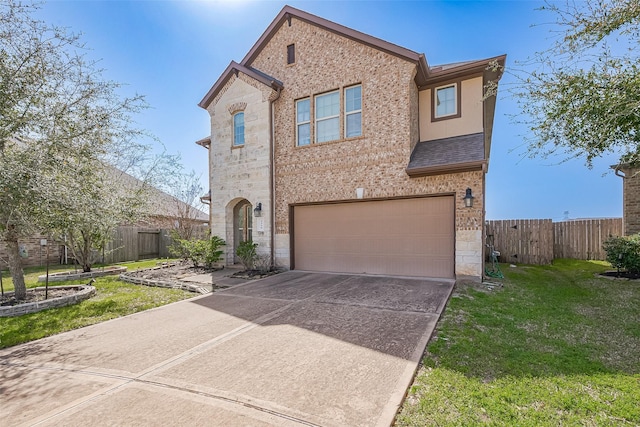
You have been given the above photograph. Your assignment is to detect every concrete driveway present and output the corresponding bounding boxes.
[0,271,454,427]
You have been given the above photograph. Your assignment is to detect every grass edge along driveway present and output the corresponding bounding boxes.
[397,259,640,426]
[0,260,192,349]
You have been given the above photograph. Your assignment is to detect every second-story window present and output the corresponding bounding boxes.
[345,85,362,138]
[233,112,245,146]
[315,90,340,143]
[296,98,310,146]
[434,84,457,118]
[287,44,295,65]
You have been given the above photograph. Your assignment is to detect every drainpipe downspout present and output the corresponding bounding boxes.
[269,87,282,268]
[614,166,626,235]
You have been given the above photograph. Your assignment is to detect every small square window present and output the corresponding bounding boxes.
[287,44,295,65]
[434,84,457,119]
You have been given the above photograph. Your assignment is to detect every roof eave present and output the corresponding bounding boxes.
[481,54,507,164]
[420,54,507,88]
[198,61,283,110]
[195,136,211,149]
[406,160,486,178]
[241,6,426,71]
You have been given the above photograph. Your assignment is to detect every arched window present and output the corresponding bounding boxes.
[233,112,245,146]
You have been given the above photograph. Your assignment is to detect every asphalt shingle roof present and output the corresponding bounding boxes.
[406,132,485,176]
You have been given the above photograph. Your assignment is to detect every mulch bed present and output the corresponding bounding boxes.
[229,269,282,280]
[126,261,283,282]
[1,287,81,307]
[599,270,640,280]
[125,261,222,281]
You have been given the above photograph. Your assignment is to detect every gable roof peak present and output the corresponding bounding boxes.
[198,61,283,110]
[240,5,431,85]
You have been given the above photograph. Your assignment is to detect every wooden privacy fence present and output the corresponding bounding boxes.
[103,225,209,264]
[103,227,170,264]
[486,219,554,265]
[553,219,623,260]
[486,218,623,265]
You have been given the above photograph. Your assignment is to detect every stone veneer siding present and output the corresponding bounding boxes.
[206,73,277,265]
[246,16,485,278]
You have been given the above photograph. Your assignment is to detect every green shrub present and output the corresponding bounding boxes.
[169,235,225,268]
[168,230,190,260]
[603,234,640,273]
[254,254,273,274]
[236,240,258,270]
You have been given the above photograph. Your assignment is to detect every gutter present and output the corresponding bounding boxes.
[269,87,282,267]
[405,160,486,178]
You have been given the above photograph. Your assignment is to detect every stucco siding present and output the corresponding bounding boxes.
[419,76,484,141]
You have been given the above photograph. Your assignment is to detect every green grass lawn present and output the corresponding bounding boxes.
[0,259,191,349]
[397,259,640,426]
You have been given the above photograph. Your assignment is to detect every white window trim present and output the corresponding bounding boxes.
[434,83,457,119]
[296,98,310,146]
[315,90,340,143]
[344,84,362,138]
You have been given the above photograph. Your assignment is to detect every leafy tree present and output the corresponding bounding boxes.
[512,0,640,168]
[0,1,154,298]
[59,167,154,272]
[164,167,208,241]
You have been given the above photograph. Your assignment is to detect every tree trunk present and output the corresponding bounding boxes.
[5,237,26,300]
[82,233,92,272]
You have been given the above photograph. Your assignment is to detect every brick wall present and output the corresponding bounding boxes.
[622,166,640,235]
[247,16,485,278]
[0,236,62,269]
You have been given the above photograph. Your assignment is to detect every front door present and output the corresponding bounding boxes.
[234,200,253,263]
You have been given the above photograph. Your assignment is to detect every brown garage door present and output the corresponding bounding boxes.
[293,196,454,278]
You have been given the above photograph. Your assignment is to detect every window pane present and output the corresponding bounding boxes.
[436,86,456,117]
[346,86,361,112]
[234,112,244,145]
[297,99,309,123]
[316,117,339,142]
[315,92,339,119]
[346,112,361,137]
[297,123,310,146]
[287,44,295,64]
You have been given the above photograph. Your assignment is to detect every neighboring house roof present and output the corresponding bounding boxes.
[107,167,209,222]
[406,133,486,177]
[198,5,506,110]
[7,136,209,223]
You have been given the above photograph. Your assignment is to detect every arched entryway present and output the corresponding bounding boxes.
[233,199,253,263]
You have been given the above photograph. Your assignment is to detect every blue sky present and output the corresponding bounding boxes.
[36,0,622,220]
